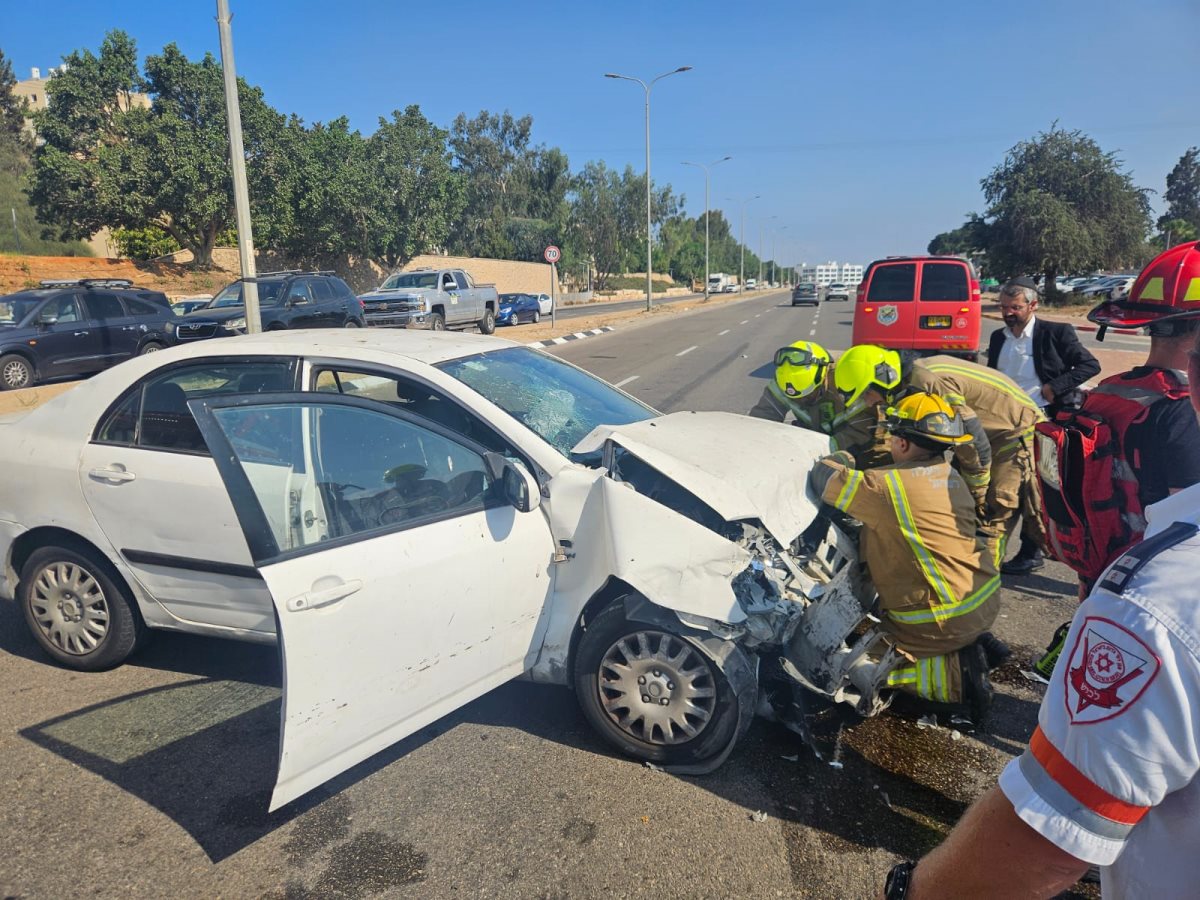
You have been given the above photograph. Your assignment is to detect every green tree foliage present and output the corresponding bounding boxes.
[981,126,1151,298]
[111,224,179,259]
[1155,217,1198,249]
[1159,147,1200,234]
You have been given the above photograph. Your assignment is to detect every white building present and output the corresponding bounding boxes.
[798,261,863,286]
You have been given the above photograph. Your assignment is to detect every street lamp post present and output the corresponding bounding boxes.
[759,214,777,286]
[771,225,788,287]
[682,155,731,301]
[728,195,760,294]
[605,66,693,312]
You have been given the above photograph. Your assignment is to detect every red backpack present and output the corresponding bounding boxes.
[1033,368,1190,585]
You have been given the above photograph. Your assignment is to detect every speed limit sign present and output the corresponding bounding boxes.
[543,245,561,264]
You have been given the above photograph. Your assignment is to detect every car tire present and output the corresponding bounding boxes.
[0,353,35,390]
[531,310,540,324]
[429,313,446,331]
[19,543,146,671]
[573,601,740,766]
[478,308,496,335]
[138,341,165,355]
[344,318,361,328]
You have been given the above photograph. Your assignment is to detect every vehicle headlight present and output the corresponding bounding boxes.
[225,317,246,331]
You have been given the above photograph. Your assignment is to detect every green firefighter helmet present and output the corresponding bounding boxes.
[773,340,832,400]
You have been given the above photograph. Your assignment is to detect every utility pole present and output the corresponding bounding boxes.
[605,66,692,312]
[10,208,20,253]
[215,0,260,333]
[729,195,759,293]
[682,156,731,301]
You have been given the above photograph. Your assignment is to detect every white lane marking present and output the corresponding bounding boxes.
[614,375,639,388]
[809,329,817,336]
[718,329,730,336]
[676,345,698,357]
[755,314,761,318]
[739,319,749,325]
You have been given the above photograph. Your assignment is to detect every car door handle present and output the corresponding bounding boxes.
[74,330,90,337]
[88,466,136,483]
[285,578,362,613]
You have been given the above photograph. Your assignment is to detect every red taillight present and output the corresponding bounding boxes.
[359,298,366,311]
[864,306,875,313]
[856,285,866,302]
[970,280,981,300]
[959,307,970,313]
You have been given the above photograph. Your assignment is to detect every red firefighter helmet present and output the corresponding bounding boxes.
[1088,241,1200,332]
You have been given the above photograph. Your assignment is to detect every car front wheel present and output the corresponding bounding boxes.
[19,544,146,670]
[429,313,446,331]
[531,310,540,324]
[138,341,165,355]
[478,308,496,335]
[0,353,35,390]
[574,602,740,766]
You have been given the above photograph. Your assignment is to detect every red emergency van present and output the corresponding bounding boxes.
[852,256,981,358]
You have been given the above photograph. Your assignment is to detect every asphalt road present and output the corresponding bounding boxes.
[554,289,708,322]
[0,290,1095,900]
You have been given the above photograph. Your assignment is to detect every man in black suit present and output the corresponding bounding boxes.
[987,277,1100,574]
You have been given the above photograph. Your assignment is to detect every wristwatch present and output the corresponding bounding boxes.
[884,861,916,899]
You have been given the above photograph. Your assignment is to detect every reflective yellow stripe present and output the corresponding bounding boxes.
[996,424,1039,455]
[961,470,990,488]
[924,361,1042,413]
[1137,277,1164,302]
[934,655,948,701]
[834,470,863,512]
[885,471,957,607]
[887,666,918,687]
[1185,277,1200,303]
[889,572,1000,625]
[888,658,951,700]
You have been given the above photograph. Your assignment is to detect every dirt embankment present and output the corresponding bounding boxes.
[0,255,234,299]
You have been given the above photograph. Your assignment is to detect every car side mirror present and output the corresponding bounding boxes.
[37,314,59,327]
[484,452,541,513]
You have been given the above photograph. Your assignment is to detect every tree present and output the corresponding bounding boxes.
[981,126,1151,299]
[568,161,624,289]
[28,32,289,267]
[0,48,28,142]
[1159,147,1200,234]
[927,214,993,276]
[1155,217,1198,248]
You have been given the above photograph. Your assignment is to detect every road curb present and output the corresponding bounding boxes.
[526,326,616,349]
[981,311,1140,335]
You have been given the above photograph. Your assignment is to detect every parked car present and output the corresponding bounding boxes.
[825,282,850,302]
[533,292,554,316]
[359,268,499,333]
[0,329,868,812]
[791,282,819,306]
[172,298,212,316]
[171,271,364,344]
[852,256,981,358]
[498,293,542,325]
[0,278,176,390]
[1108,275,1137,300]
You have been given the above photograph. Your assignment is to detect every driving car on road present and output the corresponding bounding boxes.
[171,271,364,343]
[0,279,176,390]
[791,282,819,306]
[498,293,542,325]
[824,282,850,302]
[0,330,867,813]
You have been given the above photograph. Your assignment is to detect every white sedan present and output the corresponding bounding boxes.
[533,292,554,316]
[0,330,845,811]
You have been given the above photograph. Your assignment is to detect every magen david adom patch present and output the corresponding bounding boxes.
[1063,616,1161,725]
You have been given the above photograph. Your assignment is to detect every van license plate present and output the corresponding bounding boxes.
[921,315,952,328]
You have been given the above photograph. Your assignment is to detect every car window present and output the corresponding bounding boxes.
[436,347,657,461]
[124,297,165,317]
[39,294,83,324]
[380,272,438,290]
[287,281,314,306]
[310,278,335,303]
[83,293,127,320]
[919,263,969,301]
[330,278,355,300]
[866,264,917,302]
[209,281,285,308]
[211,400,494,554]
[95,360,297,452]
[313,367,513,455]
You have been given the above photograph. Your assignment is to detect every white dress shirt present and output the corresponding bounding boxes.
[997,315,1045,407]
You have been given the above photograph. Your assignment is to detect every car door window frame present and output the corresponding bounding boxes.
[81,291,130,321]
[90,356,302,454]
[305,359,540,477]
[189,391,511,566]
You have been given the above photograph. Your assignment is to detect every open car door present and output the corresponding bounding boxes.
[188,392,555,811]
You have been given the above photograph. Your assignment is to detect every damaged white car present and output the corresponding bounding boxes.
[0,330,896,811]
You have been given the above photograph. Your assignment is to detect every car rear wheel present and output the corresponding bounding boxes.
[0,354,34,390]
[19,544,146,671]
[344,318,361,328]
[478,308,496,335]
[574,602,740,766]
[138,341,165,355]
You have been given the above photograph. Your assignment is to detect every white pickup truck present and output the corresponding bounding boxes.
[359,267,500,333]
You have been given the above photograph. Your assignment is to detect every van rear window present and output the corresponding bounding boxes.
[920,263,969,301]
[866,264,916,301]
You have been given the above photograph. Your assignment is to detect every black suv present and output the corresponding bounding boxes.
[0,279,176,391]
[172,270,365,342]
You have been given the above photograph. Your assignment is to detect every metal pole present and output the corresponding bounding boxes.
[550,261,557,328]
[11,208,20,253]
[683,156,730,302]
[643,85,652,312]
[215,0,260,333]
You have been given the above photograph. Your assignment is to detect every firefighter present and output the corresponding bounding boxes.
[808,392,1002,722]
[833,345,1044,555]
[747,340,838,433]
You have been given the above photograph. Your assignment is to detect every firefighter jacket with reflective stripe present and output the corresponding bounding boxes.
[910,355,1045,461]
[998,481,1200,896]
[747,380,838,433]
[815,456,1000,657]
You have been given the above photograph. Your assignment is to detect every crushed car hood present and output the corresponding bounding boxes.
[573,411,830,545]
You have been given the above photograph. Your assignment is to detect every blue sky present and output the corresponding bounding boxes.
[5,0,1198,266]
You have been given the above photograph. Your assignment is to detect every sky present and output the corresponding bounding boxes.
[4,0,1198,266]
